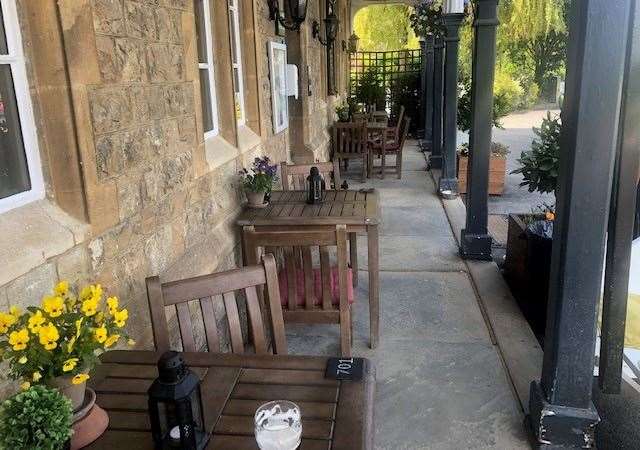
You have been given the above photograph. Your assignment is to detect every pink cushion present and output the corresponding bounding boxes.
[278,267,355,307]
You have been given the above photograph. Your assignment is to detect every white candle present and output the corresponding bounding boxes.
[444,0,465,13]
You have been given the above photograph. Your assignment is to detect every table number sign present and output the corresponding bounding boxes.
[325,357,365,381]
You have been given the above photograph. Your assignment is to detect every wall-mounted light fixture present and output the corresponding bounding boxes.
[348,33,360,53]
[268,0,309,32]
[312,10,339,47]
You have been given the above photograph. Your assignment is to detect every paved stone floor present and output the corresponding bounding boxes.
[286,141,530,449]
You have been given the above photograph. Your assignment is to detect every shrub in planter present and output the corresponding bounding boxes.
[0,385,73,450]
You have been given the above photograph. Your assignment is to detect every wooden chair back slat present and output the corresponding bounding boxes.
[333,122,367,156]
[280,161,341,191]
[244,286,267,354]
[145,254,287,355]
[223,291,244,354]
[199,296,220,352]
[319,246,332,310]
[242,225,353,355]
[176,302,196,352]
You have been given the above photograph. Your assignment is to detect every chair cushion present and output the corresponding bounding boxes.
[278,267,355,307]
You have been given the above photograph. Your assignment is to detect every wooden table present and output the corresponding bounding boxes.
[87,351,375,450]
[237,190,380,349]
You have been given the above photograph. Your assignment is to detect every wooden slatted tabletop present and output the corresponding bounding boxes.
[86,351,375,450]
[237,190,379,227]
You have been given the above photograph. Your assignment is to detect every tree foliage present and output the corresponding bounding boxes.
[353,5,420,52]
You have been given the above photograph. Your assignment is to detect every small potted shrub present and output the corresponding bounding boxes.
[0,385,73,450]
[456,78,510,195]
[240,156,278,208]
[457,142,509,195]
[0,281,133,411]
[335,102,350,123]
[504,112,561,340]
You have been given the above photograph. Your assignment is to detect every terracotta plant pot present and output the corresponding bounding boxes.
[246,190,266,208]
[48,375,86,411]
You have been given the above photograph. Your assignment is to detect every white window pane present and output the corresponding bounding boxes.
[0,65,30,199]
[199,69,213,132]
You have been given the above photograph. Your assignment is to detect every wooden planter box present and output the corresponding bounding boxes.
[457,155,506,195]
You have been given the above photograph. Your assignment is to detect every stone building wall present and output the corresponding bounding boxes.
[0,0,349,397]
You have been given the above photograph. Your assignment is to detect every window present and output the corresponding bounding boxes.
[228,0,245,125]
[268,41,288,134]
[194,0,219,138]
[0,0,43,213]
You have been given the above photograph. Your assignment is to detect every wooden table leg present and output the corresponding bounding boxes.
[367,224,379,348]
[349,233,358,287]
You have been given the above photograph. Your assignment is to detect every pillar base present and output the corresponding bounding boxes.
[429,154,442,169]
[438,177,458,199]
[526,381,599,449]
[459,229,492,260]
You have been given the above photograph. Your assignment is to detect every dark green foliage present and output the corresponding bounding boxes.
[389,72,421,132]
[0,385,73,450]
[512,112,561,194]
[353,67,385,109]
[409,1,444,37]
[457,79,509,133]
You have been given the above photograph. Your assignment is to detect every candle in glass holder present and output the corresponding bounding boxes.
[255,400,302,450]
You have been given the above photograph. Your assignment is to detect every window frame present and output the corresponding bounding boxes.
[268,41,289,134]
[0,0,44,214]
[197,0,220,140]
[228,0,246,126]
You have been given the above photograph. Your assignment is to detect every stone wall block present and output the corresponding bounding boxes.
[156,8,182,43]
[5,263,57,310]
[124,0,157,40]
[117,176,143,220]
[164,83,189,117]
[95,127,150,179]
[93,0,126,36]
[130,85,151,122]
[160,0,191,11]
[96,36,146,83]
[57,245,91,286]
[148,120,177,156]
[177,115,197,152]
[89,87,133,134]
[146,43,184,82]
[159,152,193,196]
[144,224,173,275]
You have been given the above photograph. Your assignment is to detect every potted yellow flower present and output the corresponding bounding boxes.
[0,281,132,411]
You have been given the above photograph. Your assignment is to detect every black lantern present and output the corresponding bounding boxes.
[268,0,308,32]
[348,33,360,54]
[312,10,339,47]
[306,166,325,204]
[148,351,208,450]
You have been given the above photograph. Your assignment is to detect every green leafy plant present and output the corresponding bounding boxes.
[335,102,350,122]
[240,157,278,193]
[512,112,561,194]
[353,67,385,110]
[458,142,510,158]
[457,77,510,133]
[409,0,444,37]
[0,385,73,450]
[389,71,421,132]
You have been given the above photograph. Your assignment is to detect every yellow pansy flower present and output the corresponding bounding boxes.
[127,338,136,346]
[95,311,104,324]
[20,381,30,391]
[54,280,69,297]
[94,326,107,344]
[67,336,76,354]
[104,334,120,348]
[72,373,90,385]
[0,312,17,334]
[9,306,21,318]
[81,298,98,317]
[80,284,102,302]
[107,297,119,315]
[113,308,129,328]
[28,310,46,334]
[62,358,79,372]
[42,295,65,318]
[75,318,83,337]
[9,329,29,351]
[38,323,60,350]
[18,356,27,364]
[32,372,42,382]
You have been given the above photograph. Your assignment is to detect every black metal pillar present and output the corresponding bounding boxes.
[527,0,633,448]
[459,0,498,261]
[599,0,640,395]
[429,35,444,169]
[421,34,435,151]
[438,13,465,199]
[418,39,427,141]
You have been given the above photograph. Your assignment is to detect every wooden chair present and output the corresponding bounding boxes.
[352,112,370,123]
[333,122,368,183]
[243,225,354,356]
[388,105,405,142]
[280,161,341,191]
[146,254,287,355]
[371,117,411,179]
